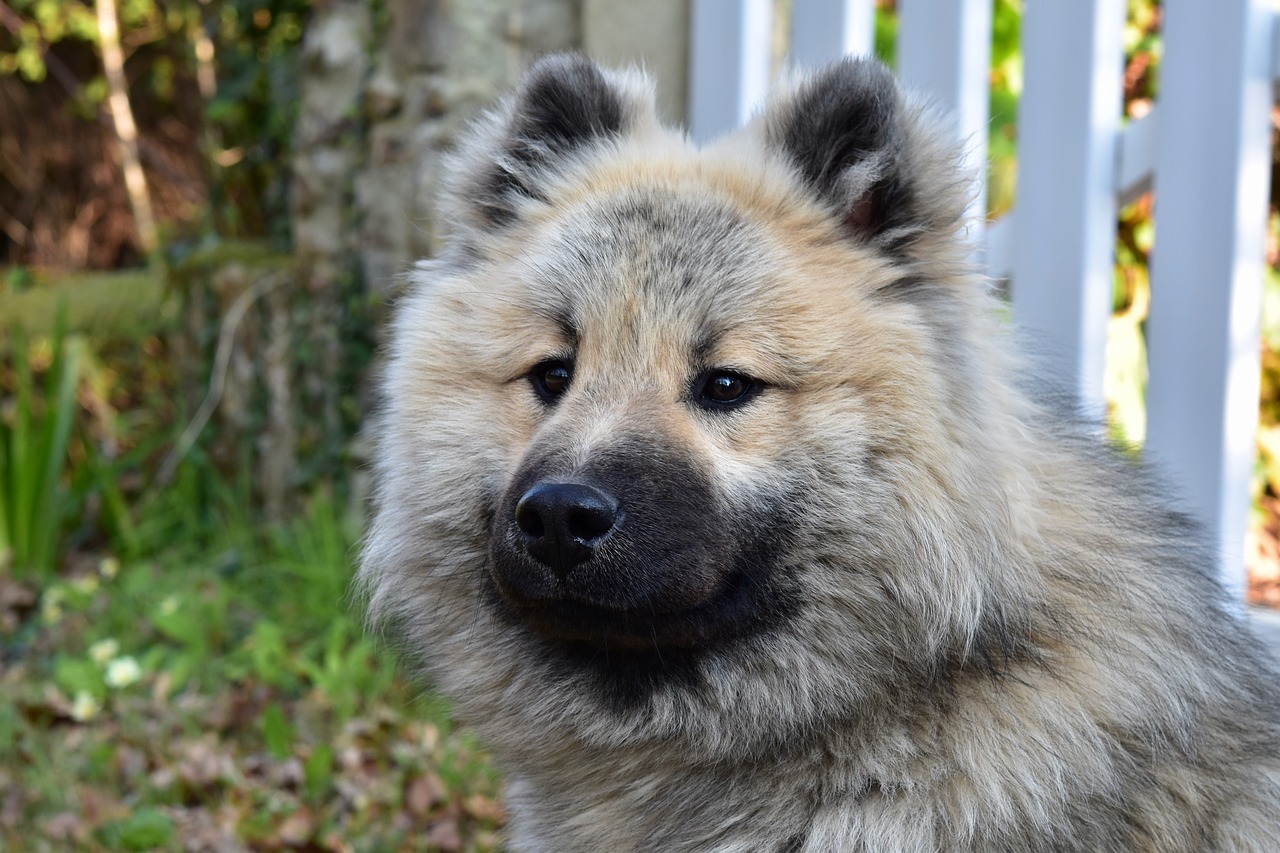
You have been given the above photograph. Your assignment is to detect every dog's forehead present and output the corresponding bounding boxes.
[552,189,764,288]
[523,185,786,339]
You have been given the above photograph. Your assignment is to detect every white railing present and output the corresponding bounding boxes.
[687,0,1279,596]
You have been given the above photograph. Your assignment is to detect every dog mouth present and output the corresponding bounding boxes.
[499,568,763,651]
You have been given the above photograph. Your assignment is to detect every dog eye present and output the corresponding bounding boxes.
[530,360,573,403]
[695,370,760,410]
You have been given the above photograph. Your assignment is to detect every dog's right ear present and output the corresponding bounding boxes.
[451,54,657,231]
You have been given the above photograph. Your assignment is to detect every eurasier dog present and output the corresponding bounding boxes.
[361,55,1280,851]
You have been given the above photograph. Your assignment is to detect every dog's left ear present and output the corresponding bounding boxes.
[761,58,965,257]
[451,54,658,231]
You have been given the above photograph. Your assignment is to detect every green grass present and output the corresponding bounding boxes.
[0,493,504,852]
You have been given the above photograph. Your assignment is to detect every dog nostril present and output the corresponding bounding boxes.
[567,503,616,542]
[514,496,546,538]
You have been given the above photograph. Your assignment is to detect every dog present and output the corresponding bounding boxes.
[360,54,1280,851]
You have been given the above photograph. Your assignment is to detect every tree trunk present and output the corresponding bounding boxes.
[356,0,584,294]
[94,0,156,255]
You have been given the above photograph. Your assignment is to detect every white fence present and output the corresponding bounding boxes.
[686,0,1278,596]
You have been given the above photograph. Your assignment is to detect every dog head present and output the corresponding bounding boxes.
[362,55,1034,758]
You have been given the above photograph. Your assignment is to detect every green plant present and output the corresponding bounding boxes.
[266,489,358,617]
[298,617,395,720]
[0,311,83,579]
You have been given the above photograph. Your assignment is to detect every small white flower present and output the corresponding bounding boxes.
[89,638,120,664]
[41,587,65,623]
[105,656,142,688]
[41,600,62,625]
[72,574,99,595]
[99,557,120,580]
[70,691,101,722]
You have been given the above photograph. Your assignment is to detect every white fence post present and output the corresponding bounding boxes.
[689,0,773,141]
[1010,0,1126,414]
[896,0,993,227]
[791,0,876,67]
[1144,0,1275,596]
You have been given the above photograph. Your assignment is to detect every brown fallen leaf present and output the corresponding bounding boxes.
[42,812,87,845]
[277,807,315,846]
[0,577,35,635]
[178,737,238,790]
[322,831,353,853]
[463,794,505,824]
[425,817,463,852]
[404,773,445,818]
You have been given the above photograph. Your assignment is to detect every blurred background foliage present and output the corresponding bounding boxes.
[1,0,309,257]
[1,0,1279,849]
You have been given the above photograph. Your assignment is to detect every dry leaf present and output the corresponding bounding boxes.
[425,817,463,852]
[405,773,445,817]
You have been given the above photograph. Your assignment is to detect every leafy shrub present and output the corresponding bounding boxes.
[0,313,83,579]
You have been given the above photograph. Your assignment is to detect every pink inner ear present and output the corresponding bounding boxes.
[844,193,876,233]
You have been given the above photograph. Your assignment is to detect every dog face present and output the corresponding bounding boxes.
[362,56,1027,756]
[482,185,835,653]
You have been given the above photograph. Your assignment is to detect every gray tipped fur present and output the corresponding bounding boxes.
[361,56,1280,851]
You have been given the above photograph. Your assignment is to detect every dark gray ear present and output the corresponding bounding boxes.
[459,55,647,229]
[764,59,957,254]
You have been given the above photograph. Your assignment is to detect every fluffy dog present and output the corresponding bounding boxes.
[360,55,1280,851]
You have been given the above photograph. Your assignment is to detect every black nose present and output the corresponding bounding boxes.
[514,482,619,576]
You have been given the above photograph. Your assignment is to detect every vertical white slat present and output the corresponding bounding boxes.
[1143,0,1275,597]
[1273,11,1280,85]
[983,215,1013,281]
[896,0,993,227]
[791,0,876,66]
[1010,0,1126,413]
[689,0,774,141]
[1115,109,1157,207]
